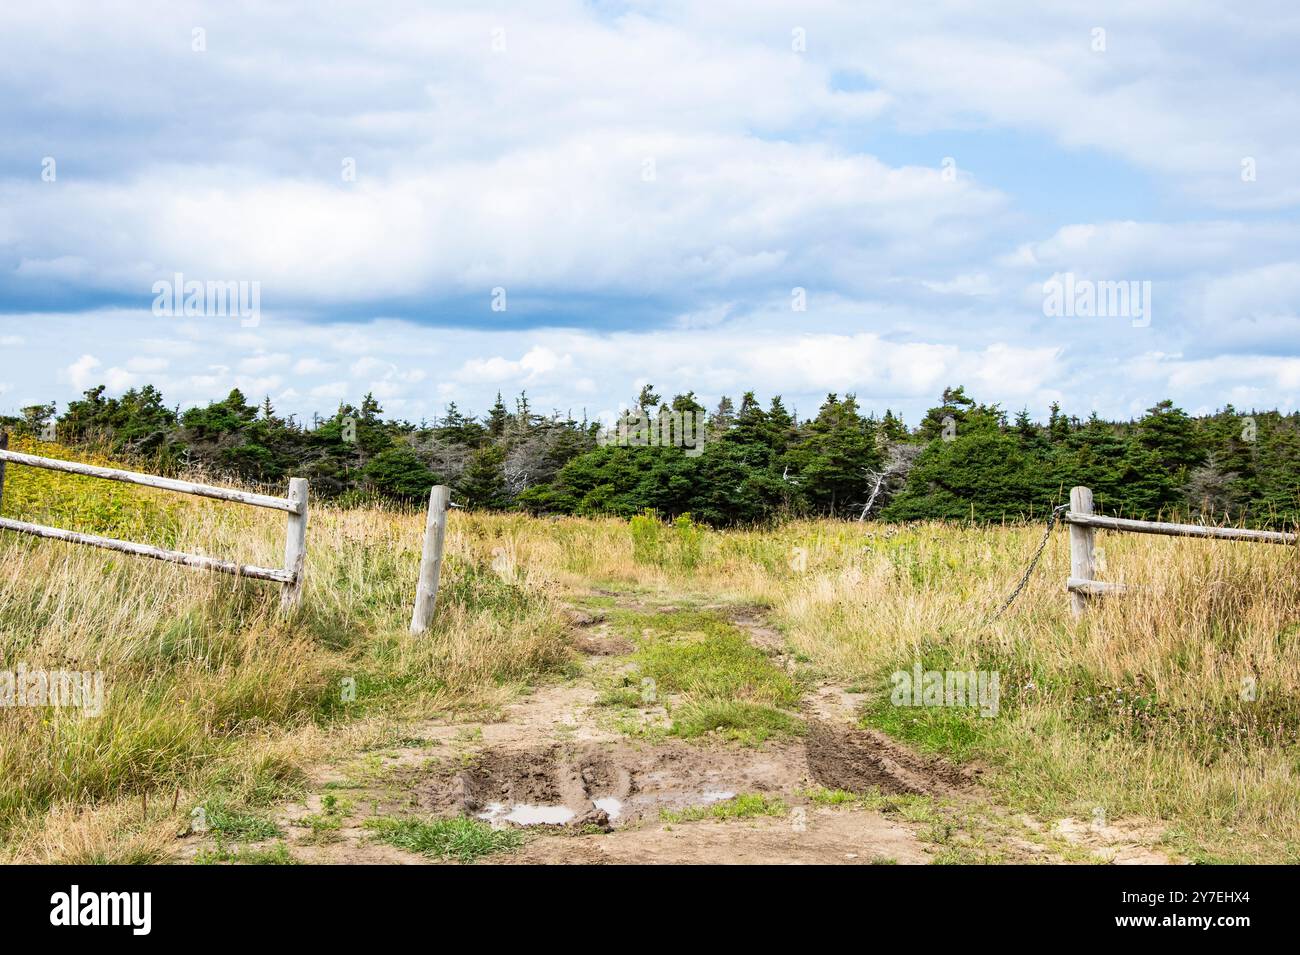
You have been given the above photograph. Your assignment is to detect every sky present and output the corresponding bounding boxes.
[1,0,1298,427]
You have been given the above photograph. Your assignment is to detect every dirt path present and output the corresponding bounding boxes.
[175,589,1178,865]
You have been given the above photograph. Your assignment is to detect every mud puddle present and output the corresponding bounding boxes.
[419,739,804,829]
[204,593,1171,865]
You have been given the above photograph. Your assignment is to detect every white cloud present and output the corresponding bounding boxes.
[238,353,290,374]
[763,4,1300,209]
[0,136,1007,310]
[309,381,350,402]
[124,356,169,374]
[3,2,1300,423]
[7,305,1296,425]
[1014,221,1300,276]
[350,356,394,379]
[456,346,575,384]
[292,357,333,375]
[64,354,102,390]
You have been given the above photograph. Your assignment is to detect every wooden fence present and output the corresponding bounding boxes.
[0,433,309,609]
[410,485,451,635]
[1063,485,1297,615]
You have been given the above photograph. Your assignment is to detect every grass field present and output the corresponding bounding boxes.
[2,435,1297,863]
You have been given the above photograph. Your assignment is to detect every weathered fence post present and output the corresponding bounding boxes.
[1069,485,1095,617]
[280,477,309,611]
[0,432,7,514]
[410,485,451,635]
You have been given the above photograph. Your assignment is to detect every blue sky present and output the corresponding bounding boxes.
[2,1,1299,427]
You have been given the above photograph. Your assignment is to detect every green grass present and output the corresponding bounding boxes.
[194,839,298,865]
[609,609,804,743]
[670,699,803,745]
[295,794,352,844]
[805,785,938,819]
[202,799,281,841]
[852,645,1021,762]
[364,816,523,863]
[660,792,788,823]
[595,685,645,708]
[629,612,801,707]
[629,511,706,569]
[859,695,991,763]
[806,787,866,807]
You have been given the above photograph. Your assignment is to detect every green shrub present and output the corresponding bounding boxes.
[673,514,704,569]
[630,510,706,569]
[630,509,664,565]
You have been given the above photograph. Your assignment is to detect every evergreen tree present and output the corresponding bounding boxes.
[1135,400,1205,477]
[1048,401,1070,443]
[35,378,1300,529]
[487,392,509,438]
[635,384,662,412]
[363,443,438,501]
[879,409,909,443]
[795,394,881,516]
[709,396,735,438]
[458,445,509,509]
[670,391,706,416]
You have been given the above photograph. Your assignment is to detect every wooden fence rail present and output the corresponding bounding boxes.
[0,434,308,609]
[1063,484,1296,616]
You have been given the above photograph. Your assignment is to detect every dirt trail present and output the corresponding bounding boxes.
[176,589,1179,865]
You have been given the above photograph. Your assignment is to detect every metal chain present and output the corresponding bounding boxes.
[984,503,1070,626]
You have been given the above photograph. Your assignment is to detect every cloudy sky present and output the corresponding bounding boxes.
[2,1,1298,426]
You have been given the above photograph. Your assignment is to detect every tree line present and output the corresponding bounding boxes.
[5,382,1299,527]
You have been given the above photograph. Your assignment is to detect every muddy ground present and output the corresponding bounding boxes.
[176,591,1179,865]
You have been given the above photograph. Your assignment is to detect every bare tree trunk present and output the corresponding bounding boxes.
[858,471,887,522]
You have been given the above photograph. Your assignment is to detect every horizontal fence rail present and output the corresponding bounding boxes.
[0,436,308,608]
[0,447,296,512]
[1063,511,1297,546]
[0,517,294,582]
[1065,576,1131,597]
[1062,485,1295,616]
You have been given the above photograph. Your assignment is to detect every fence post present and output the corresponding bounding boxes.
[280,477,309,611]
[1069,485,1095,617]
[410,485,451,635]
[0,432,7,514]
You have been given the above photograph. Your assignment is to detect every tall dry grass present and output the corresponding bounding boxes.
[504,515,1300,862]
[4,436,1297,862]
[0,438,572,861]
